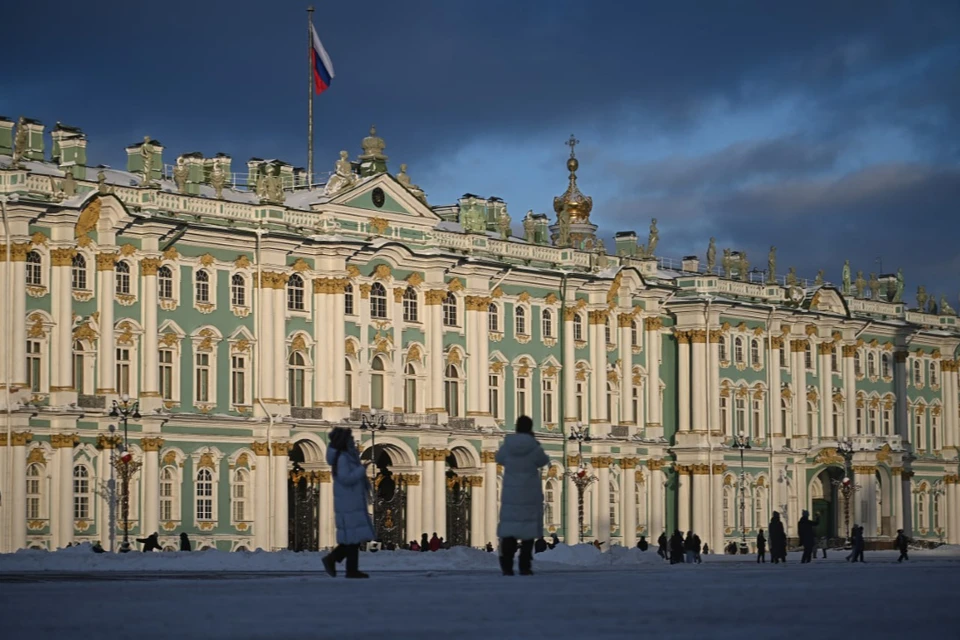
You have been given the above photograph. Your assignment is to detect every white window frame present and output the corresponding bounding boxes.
[230,272,248,309]
[515,372,530,418]
[231,467,252,525]
[402,286,419,323]
[444,364,461,417]
[370,282,388,319]
[344,283,355,316]
[489,372,502,419]
[541,308,554,339]
[26,461,47,521]
[195,467,217,524]
[488,303,500,333]
[26,338,45,393]
[514,305,528,336]
[72,464,92,520]
[115,259,133,296]
[230,353,250,409]
[542,376,555,425]
[25,250,44,287]
[287,273,307,312]
[442,292,458,327]
[573,314,584,341]
[71,253,88,291]
[159,464,182,523]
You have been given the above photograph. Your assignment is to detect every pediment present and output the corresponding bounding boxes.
[808,286,848,316]
[325,174,440,229]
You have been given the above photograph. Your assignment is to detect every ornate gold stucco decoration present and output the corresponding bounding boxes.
[369,217,390,235]
[75,198,101,239]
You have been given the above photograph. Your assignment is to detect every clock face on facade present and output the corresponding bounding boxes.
[372,188,385,208]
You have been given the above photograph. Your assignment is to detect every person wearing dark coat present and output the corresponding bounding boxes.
[683,531,698,564]
[692,534,703,564]
[136,532,162,552]
[768,512,787,564]
[534,537,548,554]
[852,525,866,562]
[92,541,105,554]
[420,533,429,552]
[895,529,909,562]
[798,510,820,563]
[756,529,766,563]
[485,542,494,553]
[410,540,421,552]
[657,532,668,560]
[548,533,560,550]
[179,532,192,552]
[670,530,684,564]
[637,535,649,552]
[429,533,441,552]
[321,427,376,579]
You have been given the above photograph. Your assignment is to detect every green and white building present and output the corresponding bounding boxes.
[0,116,958,553]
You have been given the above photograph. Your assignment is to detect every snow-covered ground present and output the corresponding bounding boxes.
[2,544,959,639]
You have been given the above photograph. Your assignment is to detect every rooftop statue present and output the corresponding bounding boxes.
[706,237,716,273]
[868,273,880,300]
[97,169,112,195]
[324,150,358,197]
[721,248,732,278]
[61,169,77,198]
[210,159,227,200]
[397,163,427,205]
[522,211,535,243]
[916,285,928,311]
[892,268,904,303]
[785,266,798,287]
[497,210,512,240]
[557,205,571,247]
[738,251,749,282]
[256,164,284,205]
[841,260,851,296]
[767,246,777,284]
[646,218,659,257]
[12,116,28,168]
[140,136,155,187]
[939,295,955,316]
[173,157,189,194]
[814,270,824,286]
[927,296,937,315]
[854,270,866,298]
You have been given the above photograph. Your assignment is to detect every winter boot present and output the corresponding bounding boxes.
[499,555,515,576]
[321,554,337,578]
[345,570,369,579]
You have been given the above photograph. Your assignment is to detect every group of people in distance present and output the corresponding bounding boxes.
[322,415,551,578]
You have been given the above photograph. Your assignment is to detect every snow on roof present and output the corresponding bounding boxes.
[284,189,330,210]
[435,221,463,233]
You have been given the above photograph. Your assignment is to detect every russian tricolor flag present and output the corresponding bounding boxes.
[309,22,335,95]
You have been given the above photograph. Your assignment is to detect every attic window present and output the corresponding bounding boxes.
[372,188,385,208]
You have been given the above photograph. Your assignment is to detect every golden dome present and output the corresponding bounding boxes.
[553,134,593,223]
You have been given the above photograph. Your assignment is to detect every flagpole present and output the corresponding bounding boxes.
[307,5,315,186]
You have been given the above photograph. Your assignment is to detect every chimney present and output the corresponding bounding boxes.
[0,117,13,155]
[22,118,45,161]
[126,138,164,181]
[180,152,204,195]
[878,273,897,302]
[51,123,87,175]
[615,231,637,257]
[681,255,700,273]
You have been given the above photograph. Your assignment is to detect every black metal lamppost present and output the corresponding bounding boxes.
[360,409,387,540]
[564,423,597,542]
[831,438,858,544]
[110,394,141,552]
[734,434,751,553]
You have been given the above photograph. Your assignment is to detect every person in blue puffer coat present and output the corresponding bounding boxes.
[322,427,375,579]
[496,415,550,576]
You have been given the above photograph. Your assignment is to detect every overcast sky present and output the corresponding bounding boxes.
[3,0,958,305]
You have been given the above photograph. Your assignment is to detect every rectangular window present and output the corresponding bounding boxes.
[231,355,246,405]
[159,350,174,400]
[195,353,210,402]
[160,479,173,521]
[404,377,417,414]
[576,383,584,421]
[752,400,762,439]
[632,387,639,424]
[914,412,923,448]
[116,348,131,397]
[344,286,354,315]
[232,483,246,522]
[72,350,84,392]
[489,375,500,419]
[735,398,746,435]
[543,379,554,424]
[26,340,41,392]
[73,471,89,519]
[516,377,527,417]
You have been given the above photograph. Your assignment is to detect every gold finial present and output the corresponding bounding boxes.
[566,134,579,171]
[553,134,592,223]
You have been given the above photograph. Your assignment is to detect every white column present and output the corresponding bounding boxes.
[894,351,909,442]
[11,434,29,550]
[421,448,435,536]
[465,298,482,417]
[645,318,662,433]
[50,249,75,401]
[563,310,577,426]
[691,332,707,432]
[648,462,666,541]
[257,275,275,403]
[391,285,404,412]
[677,332,690,432]
[901,472,914,537]
[95,252,116,395]
[426,291,445,413]
[477,302,491,416]
[677,467,691,534]
[618,315,632,427]
[252,443,270,550]
[708,330,721,435]
[589,312,605,423]
[319,473,334,548]
[313,280,330,406]
[433,451,446,539]
[565,470,579,544]
[712,465,724,551]
[53,435,76,548]
[484,451,498,545]
[854,466,874,535]
[470,476,483,547]
[622,459,637,547]
[272,278,288,408]
[140,259,160,406]
[951,480,960,545]
[272,442,289,550]
[406,474,422,544]
[140,437,161,537]
[8,244,28,390]
[595,458,610,543]
[692,467,708,536]
[331,280,347,417]
[843,345,857,440]
[791,340,806,438]
[96,438,115,551]
[892,468,904,533]
[770,338,783,436]
[819,343,832,440]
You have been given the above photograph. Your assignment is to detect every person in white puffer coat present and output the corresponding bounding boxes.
[496,415,550,576]
[322,427,375,579]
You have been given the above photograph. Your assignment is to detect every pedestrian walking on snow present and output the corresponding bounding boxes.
[322,427,375,579]
[896,529,910,562]
[756,529,766,563]
[495,415,550,576]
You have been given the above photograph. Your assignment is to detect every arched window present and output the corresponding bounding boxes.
[807,401,817,435]
[370,356,385,410]
[575,381,585,421]
[882,404,892,435]
[544,479,559,527]
[631,385,640,425]
[370,282,387,318]
[195,468,214,521]
[344,283,354,315]
[722,485,734,529]
[779,343,786,368]
[25,250,42,286]
[345,359,354,408]
[917,492,927,530]
[288,352,306,407]
[754,486,767,530]
[734,337,744,364]
[117,347,132,397]
[934,492,942,530]
[856,405,864,434]
[542,309,553,339]
[804,343,813,369]
[516,372,529,417]
[115,260,131,295]
[158,266,174,300]
[488,303,500,332]
[606,382,616,425]
[750,339,761,366]
[929,361,939,387]
[195,269,210,303]
[720,395,729,434]
[867,352,876,377]
[159,349,174,400]
[881,353,891,378]
[489,370,501,419]
[71,254,87,290]
[402,287,418,322]
[631,320,639,347]
[404,363,417,413]
[573,314,583,341]
[780,398,790,433]
[752,398,763,439]
[72,340,85,392]
[913,359,922,386]
[160,466,179,522]
[287,274,305,311]
[442,292,457,326]
[26,463,43,520]
[868,404,878,434]
[735,397,746,435]
[514,306,527,335]
[231,273,246,307]
[542,377,555,424]
[232,468,250,522]
[718,336,728,361]
[73,465,91,520]
[914,409,924,449]
[931,412,940,450]
[444,364,460,417]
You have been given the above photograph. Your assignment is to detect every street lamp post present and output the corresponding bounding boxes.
[831,438,858,544]
[360,409,386,541]
[734,435,751,553]
[110,394,141,552]
[563,423,596,542]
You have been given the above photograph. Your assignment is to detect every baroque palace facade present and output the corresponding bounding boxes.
[0,117,959,554]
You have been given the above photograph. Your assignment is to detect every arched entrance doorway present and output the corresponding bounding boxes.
[360,446,406,548]
[812,467,845,540]
[445,452,471,547]
[288,440,323,552]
